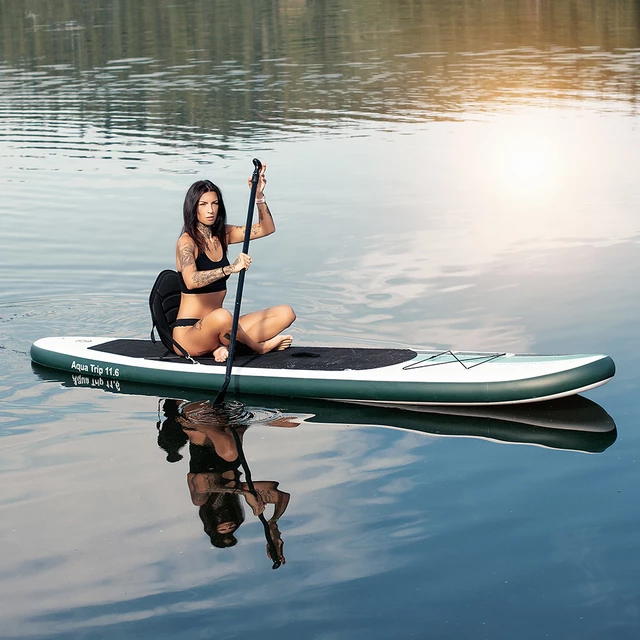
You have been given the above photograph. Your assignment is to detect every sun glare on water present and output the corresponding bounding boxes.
[446,112,595,254]
[493,130,562,197]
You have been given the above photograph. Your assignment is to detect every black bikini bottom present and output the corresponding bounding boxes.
[174,318,199,327]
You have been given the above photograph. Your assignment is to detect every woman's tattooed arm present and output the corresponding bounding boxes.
[250,201,275,239]
[191,267,227,288]
[178,239,228,289]
[226,201,276,244]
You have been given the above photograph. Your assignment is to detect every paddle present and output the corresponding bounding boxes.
[214,158,262,406]
[227,423,283,569]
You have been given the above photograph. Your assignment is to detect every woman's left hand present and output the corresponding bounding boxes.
[266,521,285,565]
[249,162,267,196]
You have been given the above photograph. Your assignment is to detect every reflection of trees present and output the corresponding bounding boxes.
[1,0,638,142]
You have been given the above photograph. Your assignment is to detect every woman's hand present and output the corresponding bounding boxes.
[248,162,267,198]
[243,490,266,516]
[229,252,252,273]
[266,521,285,565]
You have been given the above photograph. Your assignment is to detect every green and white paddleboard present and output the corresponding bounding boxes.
[30,336,615,406]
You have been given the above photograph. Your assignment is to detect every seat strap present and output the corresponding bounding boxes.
[151,322,196,364]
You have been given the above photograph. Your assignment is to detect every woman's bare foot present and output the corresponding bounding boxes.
[266,415,302,428]
[258,335,293,354]
[213,345,229,362]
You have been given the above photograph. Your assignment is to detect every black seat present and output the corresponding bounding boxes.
[149,269,190,358]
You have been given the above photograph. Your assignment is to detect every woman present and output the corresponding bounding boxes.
[157,398,292,561]
[173,163,295,362]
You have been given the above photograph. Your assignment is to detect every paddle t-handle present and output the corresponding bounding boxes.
[242,158,262,253]
[214,158,262,405]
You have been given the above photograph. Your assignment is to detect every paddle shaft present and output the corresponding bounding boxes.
[227,424,282,569]
[214,158,262,405]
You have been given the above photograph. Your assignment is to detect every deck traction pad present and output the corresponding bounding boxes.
[89,339,417,371]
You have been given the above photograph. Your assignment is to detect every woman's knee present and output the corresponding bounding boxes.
[277,304,296,326]
[203,308,233,329]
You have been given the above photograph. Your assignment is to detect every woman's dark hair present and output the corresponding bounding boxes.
[157,398,248,548]
[156,399,189,463]
[182,180,228,256]
[200,492,245,548]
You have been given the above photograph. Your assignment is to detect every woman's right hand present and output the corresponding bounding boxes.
[229,252,252,273]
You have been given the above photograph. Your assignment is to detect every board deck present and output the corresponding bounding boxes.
[88,338,417,370]
[30,336,616,406]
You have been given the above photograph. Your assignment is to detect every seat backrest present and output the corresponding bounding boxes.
[149,269,186,356]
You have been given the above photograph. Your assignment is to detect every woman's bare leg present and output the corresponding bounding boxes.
[174,306,295,360]
[238,305,296,344]
[173,308,234,359]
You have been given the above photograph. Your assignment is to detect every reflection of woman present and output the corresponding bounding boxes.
[172,165,295,362]
[188,434,246,548]
[157,399,294,562]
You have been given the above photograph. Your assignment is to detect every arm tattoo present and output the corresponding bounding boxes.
[180,240,228,288]
[192,267,227,287]
[250,203,274,239]
[178,244,196,271]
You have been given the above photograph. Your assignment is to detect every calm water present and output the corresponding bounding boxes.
[1,1,639,638]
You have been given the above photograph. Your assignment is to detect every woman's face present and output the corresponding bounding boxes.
[217,521,238,535]
[196,190,219,226]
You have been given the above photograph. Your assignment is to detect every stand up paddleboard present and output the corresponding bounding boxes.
[31,366,618,453]
[30,336,615,406]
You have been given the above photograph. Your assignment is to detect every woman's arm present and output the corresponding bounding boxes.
[176,235,249,289]
[246,482,291,522]
[187,472,211,506]
[226,164,276,244]
[227,200,275,244]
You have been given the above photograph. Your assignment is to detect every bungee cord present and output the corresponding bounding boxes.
[403,350,507,371]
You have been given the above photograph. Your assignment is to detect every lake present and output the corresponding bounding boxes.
[1,1,639,638]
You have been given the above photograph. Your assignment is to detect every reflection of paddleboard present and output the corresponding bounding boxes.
[32,365,617,454]
[31,337,615,406]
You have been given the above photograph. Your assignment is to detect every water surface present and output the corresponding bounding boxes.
[1,1,639,638]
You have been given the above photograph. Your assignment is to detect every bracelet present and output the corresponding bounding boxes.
[222,266,228,276]
[256,198,266,204]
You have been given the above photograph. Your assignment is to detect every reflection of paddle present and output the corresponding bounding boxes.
[214,158,262,406]
[226,423,283,569]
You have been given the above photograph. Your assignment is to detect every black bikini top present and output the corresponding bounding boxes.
[178,251,230,294]
[189,443,241,476]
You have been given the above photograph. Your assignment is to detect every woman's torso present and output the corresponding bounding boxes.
[176,233,229,319]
